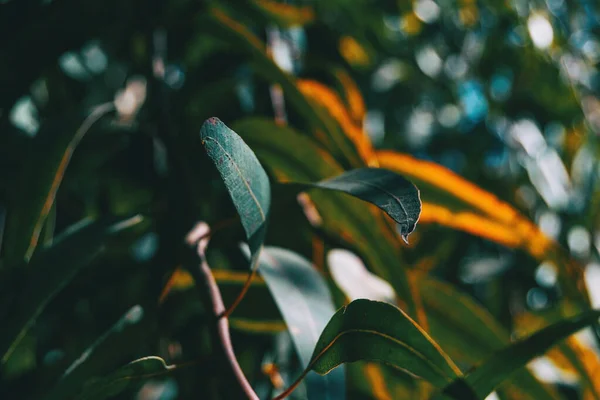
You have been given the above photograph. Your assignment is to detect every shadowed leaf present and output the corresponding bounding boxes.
[0,214,144,364]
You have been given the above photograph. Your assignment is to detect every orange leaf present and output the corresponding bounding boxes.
[298,79,377,166]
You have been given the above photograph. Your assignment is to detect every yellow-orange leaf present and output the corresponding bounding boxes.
[252,0,315,26]
[333,68,366,124]
[298,79,377,166]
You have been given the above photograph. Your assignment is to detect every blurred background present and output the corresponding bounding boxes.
[1,0,600,399]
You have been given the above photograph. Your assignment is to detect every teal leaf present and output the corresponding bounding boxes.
[443,309,600,399]
[200,117,270,262]
[242,246,345,399]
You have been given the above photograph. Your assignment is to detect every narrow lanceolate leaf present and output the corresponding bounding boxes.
[443,309,600,399]
[71,357,171,400]
[306,299,461,389]
[299,168,421,243]
[2,104,114,266]
[45,305,151,400]
[250,0,315,27]
[0,214,144,364]
[242,246,345,399]
[200,117,270,260]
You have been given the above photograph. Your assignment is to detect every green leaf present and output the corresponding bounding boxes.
[73,356,170,400]
[420,279,559,399]
[443,308,600,399]
[2,104,114,266]
[200,117,270,262]
[308,299,461,388]
[0,214,144,364]
[44,304,152,400]
[242,246,345,399]
[232,117,422,323]
[297,168,421,242]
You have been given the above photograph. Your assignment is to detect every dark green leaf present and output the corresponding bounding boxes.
[74,356,170,400]
[0,215,144,364]
[243,246,345,399]
[308,299,461,388]
[200,117,270,262]
[298,168,421,242]
[44,305,152,400]
[443,309,600,399]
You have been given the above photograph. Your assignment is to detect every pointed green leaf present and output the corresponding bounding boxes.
[200,117,270,261]
[298,168,421,242]
[242,246,345,399]
[307,299,461,388]
[0,214,144,364]
[443,309,600,399]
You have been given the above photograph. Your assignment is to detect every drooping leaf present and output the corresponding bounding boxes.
[2,104,114,266]
[0,214,144,364]
[200,117,270,261]
[443,309,600,399]
[232,117,424,325]
[241,246,345,399]
[305,299,462,389]
[72,357,170,400]
[44,305,152,400]
[295,168,421,243]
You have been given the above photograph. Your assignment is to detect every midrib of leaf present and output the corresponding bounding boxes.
[203,136,266,227]
[310,329,456,384]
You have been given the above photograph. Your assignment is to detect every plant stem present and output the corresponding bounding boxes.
[189,226,259,400]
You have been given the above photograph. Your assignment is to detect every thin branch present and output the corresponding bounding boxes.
[188,223,259,400]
